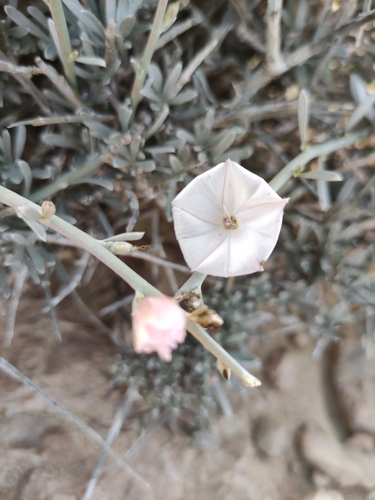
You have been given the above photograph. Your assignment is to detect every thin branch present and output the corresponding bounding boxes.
[35,57,84,108]
[98,294,134,317]
[4,264,28,346]
[42,251,90,311]
[266,0,287,76]
[0,357,147,487]
[12,74,52,117]
[187,319,261,387]
[356,0,372,46]
[41,278,62,341]
[123,411,170,460]
[309,33,346,89]
[130,0,169,112]
[175,272,206,302]
[105,18,118,69]
[214,100,298,127]
[82,387,140,500]
[31,234,191,273]
[48,0,77,89]
[235,23,265,54]
[0,59,43,76]
[9,114,114,128]
[156,14,203,50]
[0,54,52,116]
[269,129,370,193]
[171,37,219,98]
[236,8,375,97]
[30,154,109,202]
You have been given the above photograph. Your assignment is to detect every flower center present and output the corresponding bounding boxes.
[223,215,238,230]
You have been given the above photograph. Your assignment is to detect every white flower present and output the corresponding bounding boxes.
[172,159,288,277]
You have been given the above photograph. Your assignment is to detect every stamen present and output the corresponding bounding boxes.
[223,216,238,229]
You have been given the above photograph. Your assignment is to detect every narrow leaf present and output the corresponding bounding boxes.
[27,6,49,29]
[17,205,42,221]
[2,130,12,161]
[17,160,32,197]
[75,56,107,67]
[297,170,343,181]
[350,73,368,105]
[71,177,114,190]
[212,130,236,158]
[148,64,163,94]
[136,160,155,172]
[102,232,145,242]
[26,245,45,273]
[23,219,47,242]
[48,18,63,62]
[5,6,50,43]
[13,125,26,160]
[118,104,132,133]
[163,62,183,99]
[10,162,23,184]
[346,91,375,131]
[0,267,10,299]
[161,2,180,33]
[42,133,82,150]
[168,89,197,105]
[118,16,136,38]
[298,88,310,147]
[2,233,28,245]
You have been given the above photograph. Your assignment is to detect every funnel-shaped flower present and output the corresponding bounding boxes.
[172,159,288,277]
[132,296,186,361]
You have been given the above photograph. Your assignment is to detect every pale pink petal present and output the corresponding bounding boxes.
[222,160,266,214]
[172,206,227,270]
[132,296,186,361]
[193,229,263,277]
[172,163,228,223]
[238,199,288,226]
[236,185,287,213]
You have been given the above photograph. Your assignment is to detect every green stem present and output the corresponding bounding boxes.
[269,129,369,192]
[175,271,206,301]
[48,0,77,90]
[187,320,260,387]
[30,154,109,202]
[130,0,169,113]
[0,184,260,387]
[0,186,158,296]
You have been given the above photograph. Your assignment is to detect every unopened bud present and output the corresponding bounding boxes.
[41,201,56,220]
[217,359,231,381]
[161,2,180,33]
[108,241,134,255]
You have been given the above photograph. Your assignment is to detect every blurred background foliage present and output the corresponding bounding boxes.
[1,0,375,431]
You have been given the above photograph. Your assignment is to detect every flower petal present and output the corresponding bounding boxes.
[193,229,262,277]
[172,206,228,270]
[132,296,186,361]
[222,159,266,214]
[172,163,228,223]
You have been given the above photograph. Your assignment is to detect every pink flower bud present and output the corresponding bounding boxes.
[132,296,187,362]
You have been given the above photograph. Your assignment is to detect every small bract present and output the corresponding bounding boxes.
[172,159,288,277]
[132,296,187,361]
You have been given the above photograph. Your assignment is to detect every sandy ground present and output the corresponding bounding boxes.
[1,281,375,500]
